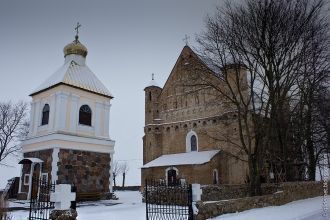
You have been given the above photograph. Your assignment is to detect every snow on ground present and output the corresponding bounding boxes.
[10,192,330,220]
[211,196,330,220]
[10,191,145,220]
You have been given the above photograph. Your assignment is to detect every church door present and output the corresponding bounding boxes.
[167,169,177,186]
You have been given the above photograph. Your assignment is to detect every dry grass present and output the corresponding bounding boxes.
[0,196,11,220]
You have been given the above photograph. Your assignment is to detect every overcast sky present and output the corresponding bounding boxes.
[0,0,221,187]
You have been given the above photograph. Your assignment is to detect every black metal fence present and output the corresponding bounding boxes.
[29,177,55,220]
[145,179,193,220]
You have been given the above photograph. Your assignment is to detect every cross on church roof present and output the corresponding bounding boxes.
[74,22,81,42]
[183,34,190,46]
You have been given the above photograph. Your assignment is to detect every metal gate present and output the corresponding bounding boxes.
[29,177,55,220]
[145,179,193,220]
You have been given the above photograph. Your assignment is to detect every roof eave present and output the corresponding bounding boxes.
[30,82,114,99]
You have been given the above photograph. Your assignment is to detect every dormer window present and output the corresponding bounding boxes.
[41,104,50,125]
[79,105,92,126]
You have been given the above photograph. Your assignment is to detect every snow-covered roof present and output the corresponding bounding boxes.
[30,59,113,98]
[18,158,44,164]
[146,78,160,88]
[142,150,220,168]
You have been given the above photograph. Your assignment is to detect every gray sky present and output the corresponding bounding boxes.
[0,0,220,187]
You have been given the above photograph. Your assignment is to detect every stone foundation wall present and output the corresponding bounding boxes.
[195,181,329,220]
[57,149,110,195]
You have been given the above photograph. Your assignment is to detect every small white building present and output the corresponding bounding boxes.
[18,33,115,200]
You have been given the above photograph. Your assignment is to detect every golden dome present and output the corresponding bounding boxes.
[63,36,88,58]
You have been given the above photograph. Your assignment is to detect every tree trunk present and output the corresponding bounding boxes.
[307,145,316,180]
[248,155,262,196]
[122,173,126,188]
[113,173,116,187]
[306,101,316,181]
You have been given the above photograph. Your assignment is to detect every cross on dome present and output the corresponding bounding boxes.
[74,22,82,42]
[63,23,88,58]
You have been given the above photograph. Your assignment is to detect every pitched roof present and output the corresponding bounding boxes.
[30,60,113,98]
[142,150,220,168]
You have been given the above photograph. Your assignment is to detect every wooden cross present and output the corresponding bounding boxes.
[152,73,155,80]
[183,34,190,46]
[75,22,81,36]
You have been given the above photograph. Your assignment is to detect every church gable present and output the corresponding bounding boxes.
[158,46,224,123]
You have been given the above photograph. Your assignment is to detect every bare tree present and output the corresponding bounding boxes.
[112,161,121,188]
[195,0,329,195]
[120,162,129,188]
[0,101,28,165]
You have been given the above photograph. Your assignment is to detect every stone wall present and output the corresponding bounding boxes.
[195,181,329,220]
[201,184,277,201]
[57,149,110,195]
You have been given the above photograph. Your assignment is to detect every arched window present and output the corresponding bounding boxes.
[186,130,198,152]
[213,169,219,184]
[166,167,179,186]
[79,105,92,126]
[41,104,50,125]
[191,135,197,151]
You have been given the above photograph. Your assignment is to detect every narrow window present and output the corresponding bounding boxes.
[41,104,50,125]
[79,105,92,126]
[213,169,219,184]
[191,135,197,151]
[24,174,30,185]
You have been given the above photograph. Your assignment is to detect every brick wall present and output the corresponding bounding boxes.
[143,46,249,185]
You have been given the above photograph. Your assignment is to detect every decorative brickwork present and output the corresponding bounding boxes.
[142,46,249,186]
[57,149,110,195]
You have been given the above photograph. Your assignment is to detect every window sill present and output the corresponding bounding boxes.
[78,124,94,133]
[37,124,48,132]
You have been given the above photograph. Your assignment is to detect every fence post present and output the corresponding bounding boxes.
[191,184,202,202]
[145,179,148,220]
[28,177,34,220]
